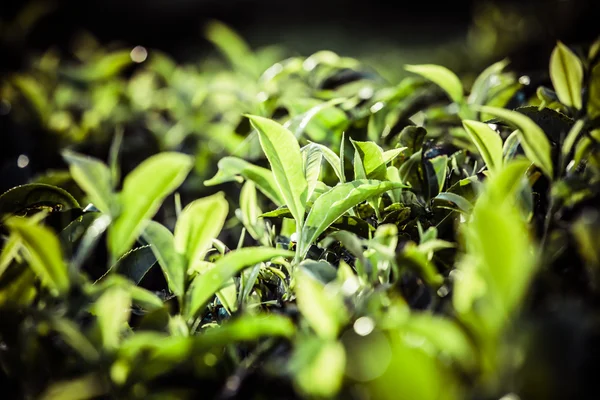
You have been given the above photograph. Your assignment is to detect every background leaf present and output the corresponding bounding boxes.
[550,41,583,110]
[405,64,464,104]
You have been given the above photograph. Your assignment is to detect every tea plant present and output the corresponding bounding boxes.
[1,26,599,400]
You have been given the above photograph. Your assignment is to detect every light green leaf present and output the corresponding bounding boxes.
[142,221,186,297]
[302,143,323,201]
[298,180,407,259]
[588,64,600,119]
[94,286,131,350]
[108,152,193,259]
[239,181,265,242]
[382,147,407,165]
[247,115,308,228]
[5,216,69,295]
[201,313,296,342]
[550,41,583,110]
[433,192,474,213]
[462,120,503,174]
[0,234,20,278]
[185,247,294,319]
[205,20,257,76]
[405,64,464,104]
[351,139,387,180]
[293,339,346,398]
[62,150,114,214]
[561,118,586,157]
[485,159,532,206]
[174,192,228,273]
[307,141,344,183]
[479,106,553,178]
[295,269,347,339]
[204,156,284,206]
[468,58,510,106]
[39,373,108,400]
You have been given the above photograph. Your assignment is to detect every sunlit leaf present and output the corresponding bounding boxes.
[351,139,387,180]
[479,106,553,178]
[307,141,344,183]
[405,64,463,104]
[94,286,131,350]
[62,150,114,214]
[142,221,185,297]
[302,143,323,201]
[174,192,228,273]
[549,41,583,110]
[247,115,308,228]
[298,180,407,259]
[462,120,503,174]
[293,338,346,398]
[108,152,193,258]
[204,156,284,205]
[39,373,108,400]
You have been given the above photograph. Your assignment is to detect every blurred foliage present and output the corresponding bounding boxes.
[1,4,600,400]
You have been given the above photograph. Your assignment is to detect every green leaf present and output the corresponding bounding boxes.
[298,180,407,259]
[549,41,583,110]
[0,234,20,278]
[174,192,228,273]
[398,126,427,155]
[5,216,69,295]
[462,120,503,174]
[64,51,133,81]
[205,20,257,76]
[302,143,323,201]
[468,58,510,106]
[479,106,553,178]
[405,64,464,104]
[201,313,296,342]
[433,192,474,213]
[142,221,185,297]
[382,147,407,165]
[587,64,600,119]
[94,286,131,350]
[295,269,347,339]
[204,156,284,206]
[307,141,344,183]
[561,118,586,157]
[485,159,532,206]
[62,150,114,214]
[39,373,108,400]
[185,247,294,319]
[0,183,79,221]
[239,181,265,242]
[293,339,346,398]
[351,139,387,180]
[247,115,308,228]
[109,245,157,285]
[108,152,193,259]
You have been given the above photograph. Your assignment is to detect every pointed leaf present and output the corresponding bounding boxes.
[307,141,344,183]
[550,41,583,109]
[302,144,323,201]
[298,180,407,258]
[247,115,308,227]
[468,58,510,106]
[351,139,387,180]
[479,106,553,178]
[204,156,284,205]
[5,216,69,295]
[62,150,114,214]
[142,221,185,297]
[174,192,228,273]
[94,286,131,350]
[239,181,265,242]
[108,152,193,258]
[185,247,294,318]
[110,245,157,285]
[405,64,464,103]
[382,147,407,165]
[462,120,503,174]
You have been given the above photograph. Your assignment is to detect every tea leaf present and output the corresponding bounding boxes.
[468,58,510,106]
[462,120,503,174]
[108,152,193,258]
[307,141,344,183]
[298,180,407,259]
[247,115,308,227]
[479,106,553,178]
[94,286,131,350]
[239,181,265,242]
[550,41,583,110]
[174,192,228,273]
[204,156,284,206]
[185,247,294,318]
[0,183,79,220]
[351,139,387,180]
[39,373,108,400]
[111,245,157,284]
[302,143,323,201]
[295,269,347,339]
[142,221,186,297]
[5,216,69,295]
[405,64,463,103]
[293,339,346,398]
[62,150,114,214]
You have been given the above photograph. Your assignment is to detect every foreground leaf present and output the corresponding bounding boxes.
[108,152,193,258]
[462,120,503,174]
[94,286,131,350]
[405,64,463,104]
[5,216,69,295]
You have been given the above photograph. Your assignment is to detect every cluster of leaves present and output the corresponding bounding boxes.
[1,22,600,400]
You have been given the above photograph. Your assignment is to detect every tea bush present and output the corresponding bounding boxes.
[1,21,600,400]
